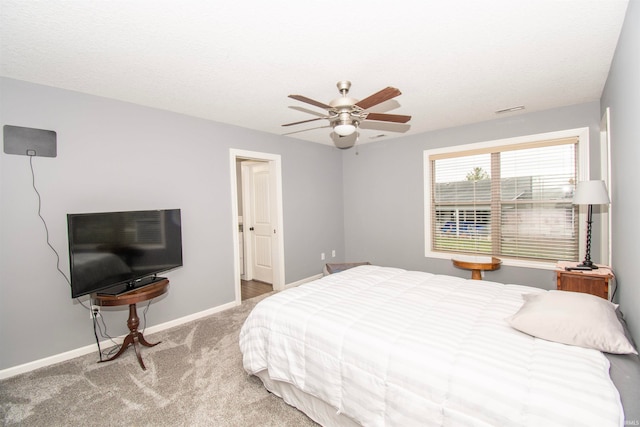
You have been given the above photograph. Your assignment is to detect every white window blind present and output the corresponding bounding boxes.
[429,137,579,262]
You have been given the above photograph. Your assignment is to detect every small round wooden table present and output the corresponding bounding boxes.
[92,279,169,370]
[452,256,501,280]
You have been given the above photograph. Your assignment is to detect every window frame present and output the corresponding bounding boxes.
[424,127,590,270]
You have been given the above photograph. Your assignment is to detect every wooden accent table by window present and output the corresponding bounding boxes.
[452,256,501,280]
[92,278,169,370]
[556,262,613,300]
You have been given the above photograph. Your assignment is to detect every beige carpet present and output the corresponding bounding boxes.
[0,293,318,426]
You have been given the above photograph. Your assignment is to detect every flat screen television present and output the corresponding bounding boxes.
[67,208,183,298]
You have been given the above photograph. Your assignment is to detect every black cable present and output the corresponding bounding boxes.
[141,299,152,333]
[610,275,618,302]
[29,154,73,287]
[91,313,121,358]
[92,311,103,362]
[102,343,121,358]
[96,311,120,346]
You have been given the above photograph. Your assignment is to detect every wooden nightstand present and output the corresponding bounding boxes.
[556,262,614,300]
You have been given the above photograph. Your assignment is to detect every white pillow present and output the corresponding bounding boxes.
[507,290,638,354]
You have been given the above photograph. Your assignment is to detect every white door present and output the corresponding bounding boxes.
[243,161,274,284]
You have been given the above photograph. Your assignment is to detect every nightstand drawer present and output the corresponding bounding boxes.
[555,262,614,300]
[556,270,611,299]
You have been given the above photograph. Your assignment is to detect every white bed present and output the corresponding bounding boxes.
[239,265,631,426]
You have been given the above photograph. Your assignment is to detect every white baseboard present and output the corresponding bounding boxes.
[0,273,323,380]
[284,273,323,289]
[0,299,239,380]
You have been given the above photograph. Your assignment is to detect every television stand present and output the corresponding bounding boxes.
[91,278,169,370]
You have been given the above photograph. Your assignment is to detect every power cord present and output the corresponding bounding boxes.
[141,299,152,333]
[95,312,121,358]
[610,273,618,302]
[92,311,121,359]
[92,310,103,361]
[28,154,76,293]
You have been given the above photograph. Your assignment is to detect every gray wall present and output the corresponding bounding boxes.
[0,77,345,370]
[342,101,603,289]
[601,0,640,346]
[3,4,639,369]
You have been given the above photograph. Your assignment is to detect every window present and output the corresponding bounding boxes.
[424,129,589,266]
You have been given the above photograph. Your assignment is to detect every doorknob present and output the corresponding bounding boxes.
[249,227,254,231]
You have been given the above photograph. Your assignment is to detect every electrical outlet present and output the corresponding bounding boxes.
[321,252,325,260]
[90,305,101,319]
[332,250,336,257]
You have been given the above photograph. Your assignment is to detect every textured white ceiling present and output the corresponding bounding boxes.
[0,1,629,146]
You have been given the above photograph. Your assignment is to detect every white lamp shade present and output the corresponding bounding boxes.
[573,180,610,205]
[334,123,356,136]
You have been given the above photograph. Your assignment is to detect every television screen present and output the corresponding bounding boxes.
[67,209,183,298]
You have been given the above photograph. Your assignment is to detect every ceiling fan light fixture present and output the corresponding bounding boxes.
[334,122,356,136]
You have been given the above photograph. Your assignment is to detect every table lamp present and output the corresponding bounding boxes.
[572,180,610,269]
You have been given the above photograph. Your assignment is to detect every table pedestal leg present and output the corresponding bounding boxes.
[471,269,482,280]
[98,303,161,370]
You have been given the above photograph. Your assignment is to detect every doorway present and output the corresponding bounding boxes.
[240,279,273,300]
[229,149,285,303]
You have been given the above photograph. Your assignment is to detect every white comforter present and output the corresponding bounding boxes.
[240,265,623,426]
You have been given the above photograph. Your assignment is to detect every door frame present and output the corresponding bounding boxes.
[600,107,612,265]
[229,149,285,303]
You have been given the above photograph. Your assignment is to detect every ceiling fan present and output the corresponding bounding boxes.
[282,81,411,138]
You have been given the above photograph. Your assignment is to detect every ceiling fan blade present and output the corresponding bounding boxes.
[365,112,412,123]
[288,95,332,110]
[289,106,328,118]
[282,117,325,127]
[359,120,411,134]
[355,87,402,110]
[282,124,331,136]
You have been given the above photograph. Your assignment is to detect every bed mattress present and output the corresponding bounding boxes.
[240,265,625,426]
